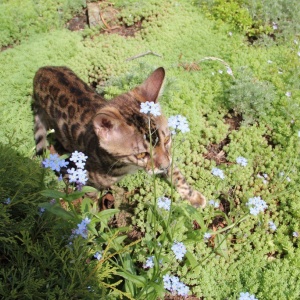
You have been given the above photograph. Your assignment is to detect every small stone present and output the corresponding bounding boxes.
[87,3,101,27]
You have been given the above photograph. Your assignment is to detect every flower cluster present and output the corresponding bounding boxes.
[168,115,190,134]
[42,151,88,188]
[246,196,268,216]
[239,292,258,300]
[72,217,91,239]
[143,256,154,269]
[42,153,69,172]
[171,241,187,261]
[157,196,171,211]
[211,167,225,179]
[67,151,88,188]
[268,221,277,231]
[163,274,189,297]
[140,101,161,116]
[236,156,248,167]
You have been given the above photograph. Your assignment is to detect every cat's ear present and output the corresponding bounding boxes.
[93,109,123,141]
[134,67,165,103]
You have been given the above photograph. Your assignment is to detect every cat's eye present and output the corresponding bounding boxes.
[164,135,171,145]
[136,152,148,159]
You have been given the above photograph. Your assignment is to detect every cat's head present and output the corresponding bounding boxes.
[93,67,172,174]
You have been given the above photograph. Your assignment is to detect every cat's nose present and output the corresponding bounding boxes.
[159,162,171,172]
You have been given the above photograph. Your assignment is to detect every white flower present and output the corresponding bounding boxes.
[209,199,220,208]
[94,251,102,260]
[293,232,299,238]
[67,168,88,185]
[143,256,154,268]
[218,70,223,74]
[286,177,291,182]
[268,221,277,231]
[171,241,187,261]
[272,22,278,30]
[204,232,211,240]
[298,52,300,57]
[285,91,291,97]
[239,292,258,300]
[163,274,172,290]
[140,101,161,116]
[267,60,273,64]
[157,196,171,211]
[4,198,11,204]
[226,67,233,76]
[72,217,91,239]
[70,151,88,166]
[236,156,248,167]
[298,130,300,138]
[163,274,189,296]
[168,115,190,134]
[82,217,91,225]
[246,196,268,216]
[211,167,225,180]
[228,32,232,36]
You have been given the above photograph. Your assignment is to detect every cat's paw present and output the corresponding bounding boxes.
[189,190,206,208]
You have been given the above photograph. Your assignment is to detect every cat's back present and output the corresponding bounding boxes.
[33,66,106,153]
[33,66,105,111]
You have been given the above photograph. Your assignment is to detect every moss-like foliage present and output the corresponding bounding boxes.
[1,0,300,298]
[0,0,86,48]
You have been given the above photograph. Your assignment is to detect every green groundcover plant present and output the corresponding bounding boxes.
[1,0,300,299]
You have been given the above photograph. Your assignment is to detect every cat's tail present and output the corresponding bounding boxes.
[32,104,48,156]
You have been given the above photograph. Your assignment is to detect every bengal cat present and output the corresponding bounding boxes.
[32,66,206,208]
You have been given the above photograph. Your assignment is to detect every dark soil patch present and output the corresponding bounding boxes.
[108,19,143,37]
[224,110,243,131]
[204,110,242,164]
[1,44,15,52]
[204,138,229,165]
[218,193,231,216]
[66,9,88,31]
[263,133,277,149]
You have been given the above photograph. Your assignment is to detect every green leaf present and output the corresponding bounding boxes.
[94,209,119,220]
[185,250,201,273]
[181,204,205,228]
[185,250,197,267]
[116,271,146,287]
[64,191,85,202]
[80,197,92,214]
[81,186,99,193]
[40,189,65,199]
[39,203,73,220]
[214,233,229,260]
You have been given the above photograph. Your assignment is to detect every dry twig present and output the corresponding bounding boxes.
[125,50,163,61]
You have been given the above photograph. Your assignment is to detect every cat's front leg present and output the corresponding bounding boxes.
[166,166,206,208]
